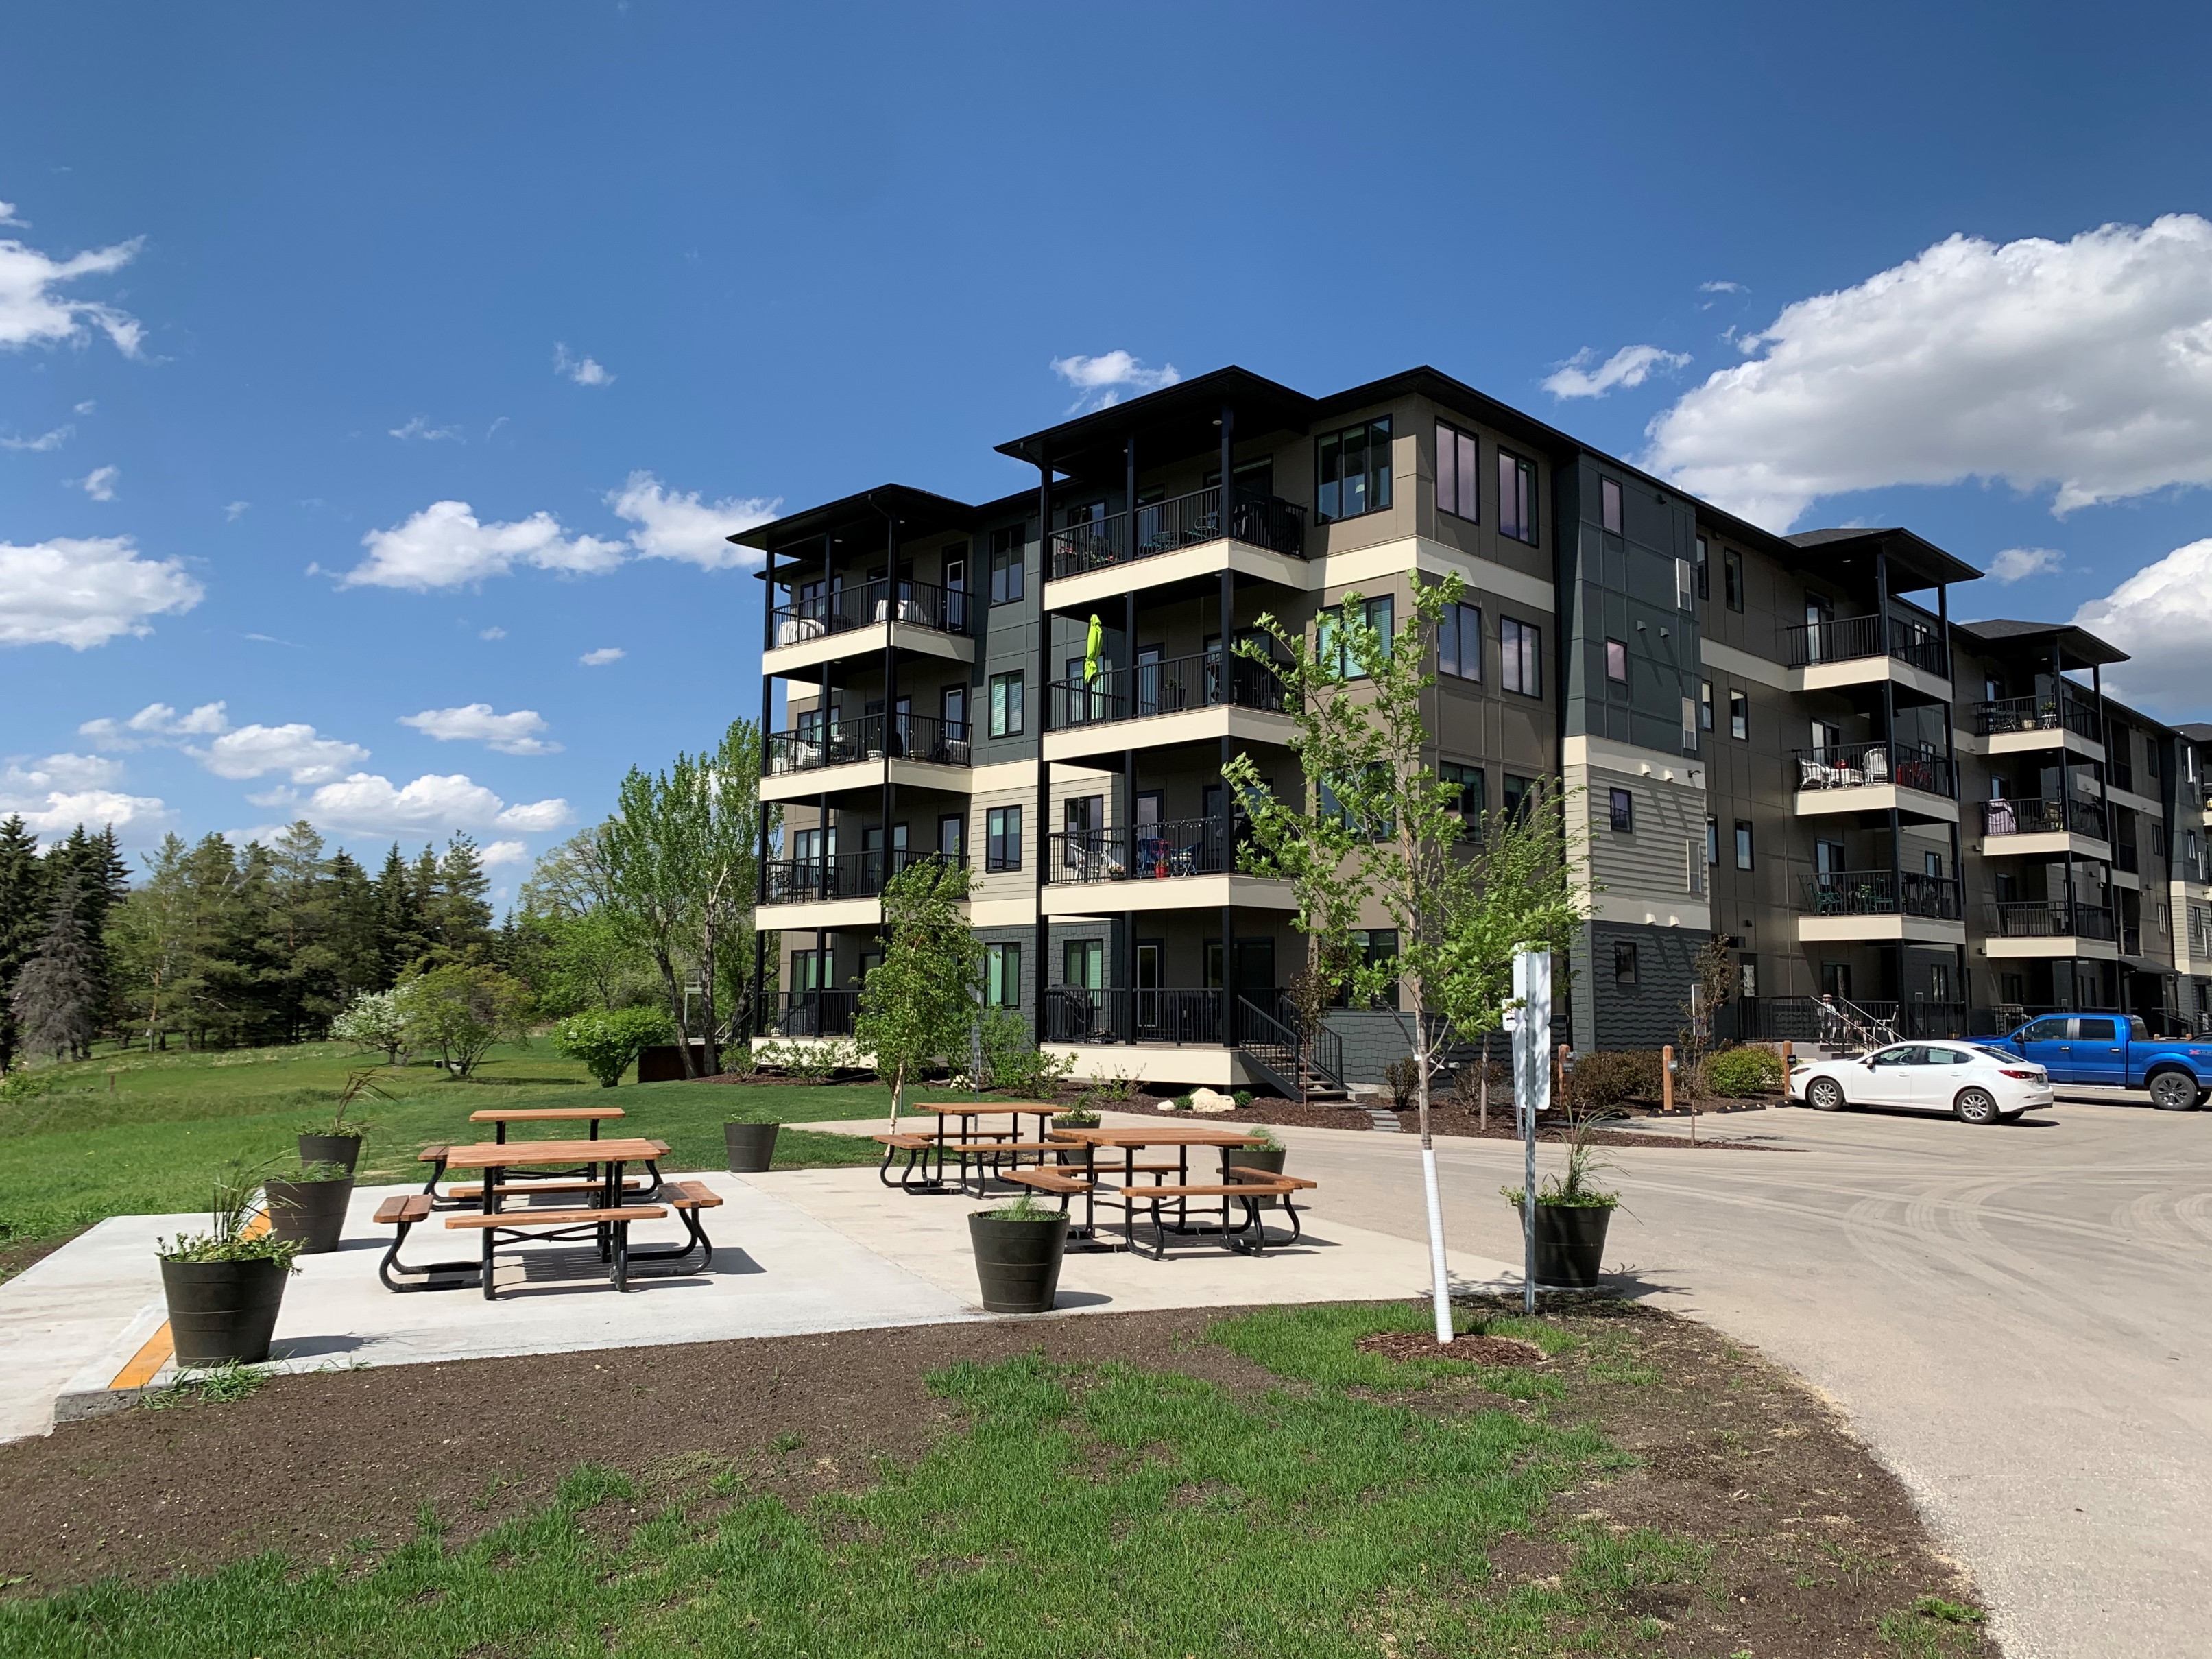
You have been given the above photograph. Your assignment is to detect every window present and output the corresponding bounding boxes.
[1319,595,1393,679]
[1500,616,1541,697]
[1062,938,1103,990]
[985,804,1022,872]
[1699,680,1715,730]
[1724,549,1744,612]
[1441,761,1486,838]
[1317,418,1392,521]
[1734,820,1754,870]
[988,671,1024,737]
[1676,558,1694,611]
[1439,601,1482,681]
[1600,477,1623,536]
[1613,940,1639,985]
[1435,421,1478,521]
[1729,689,1748,741]
[1687,841,1705,895]
[988,525,1024,605]
[1319,765,1393,840]
[1694,535,1709,599]
[1498,449,1537,544]
[1738,955,1759,999]
[1706,816,1719,866]
[1609,787,1635,833]
[985,942,1022,1007]
[1332,929,1402,1010]
[1605,637,1628,684]
[1503,772,1536,822]
[1925,851,1943,879]
[938,813,964,859]
[1681,696,1698,756]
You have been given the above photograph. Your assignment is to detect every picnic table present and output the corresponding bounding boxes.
[876,1101,1063,1193]
[433,1137,712,1298]
[1037,1123,1285,1253]
[468,1105,624,1143]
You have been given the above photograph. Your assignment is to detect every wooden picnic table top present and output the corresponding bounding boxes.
[1048,1124,1266,1149]
[442,1137,665,1170]
[468,1106,625,1123]
[906,1101,1057,1117]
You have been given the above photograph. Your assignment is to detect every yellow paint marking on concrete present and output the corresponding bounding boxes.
[111,1322,174,1389]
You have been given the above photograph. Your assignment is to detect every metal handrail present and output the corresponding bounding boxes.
[1971,693,2101,741]
[769,576,971,643]
[1782,613,1949,676]
[766,713,972,774]
[1798,870,1962,919]
[1047,647,1287,730]
[763,849,966,905]
[1984,901,2117,940]
[1047,817,1234,883]
[1047,485,1307,579]
[1791,742,1951,795]
[1042,987,1228,1047]
[765,990,859,1037]
[1978,796,2107,839]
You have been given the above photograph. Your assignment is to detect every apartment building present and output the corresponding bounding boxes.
[739,366,2212,1088]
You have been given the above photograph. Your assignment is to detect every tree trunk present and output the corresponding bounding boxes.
[885,1060,906,1132]
[1404,978,1454,1346]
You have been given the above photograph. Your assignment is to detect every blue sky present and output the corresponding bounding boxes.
[5,1,2212,899]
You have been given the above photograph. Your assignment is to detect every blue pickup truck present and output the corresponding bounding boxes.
[1996,1015,2212,1111]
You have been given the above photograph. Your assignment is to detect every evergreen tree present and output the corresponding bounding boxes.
[429,833,494,962]
[324,849,386,1005]
[0,815,45,1071]
[12,877,99,1063]
[269,821,343,1039]
[372,844,427,982]
[109,834,193,1049]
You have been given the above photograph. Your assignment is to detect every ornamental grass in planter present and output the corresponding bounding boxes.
[295,1069,389,1173]
[263,1160,355,1255]
[1223,1125,1288,1208]
[1502,1106,1620,1291]
[1051,1106,1100,1169]
[723,1116,780,1173]
[158,1162,300,1368]
[967,1193,1069,1313]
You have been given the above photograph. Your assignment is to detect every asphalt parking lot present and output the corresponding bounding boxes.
[1275,1089,2212,1659]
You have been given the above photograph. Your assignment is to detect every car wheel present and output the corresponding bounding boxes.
[1954,1087,2001,1125]
[2148,1071,2203,1112]
[1806,1077,1847,1112]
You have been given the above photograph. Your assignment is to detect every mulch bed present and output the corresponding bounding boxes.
[0,1300,1995,1657]
[1356,1329,1546,1365]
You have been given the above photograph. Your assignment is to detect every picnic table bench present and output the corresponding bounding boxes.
[875,1103,1063,1193]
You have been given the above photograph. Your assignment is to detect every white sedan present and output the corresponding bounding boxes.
[1788,1042,2054,1125]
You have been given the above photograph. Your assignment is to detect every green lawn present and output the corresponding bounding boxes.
[0,1042,892,1250]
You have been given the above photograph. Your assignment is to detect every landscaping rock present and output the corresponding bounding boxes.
[1187,1087,1238,1115]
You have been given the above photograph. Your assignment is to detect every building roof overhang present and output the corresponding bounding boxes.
[994,366,1316,484]
[1786,527,1982,592]
[1951,617,2129,671]
[734,484,976,573]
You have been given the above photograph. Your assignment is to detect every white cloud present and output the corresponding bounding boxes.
[73,400,94,415]
[389,415,462,442]
[479,625,506,640]
[191,722,371,784]
[0,536,204,649]
[607,471,778,569]
[399,703,560,756]
[1050,350,1181,413]
[2072,538,2212,717]
[1542,344,1692,400]
[224,500,250,521]
[1645,214,2212,529]
[579,646,624,667]
[80,700,229,749]
[1986,546,2064,584]
[341,500,627,591]
[73,463,119,501]
[1699,280,1748,295]
[302,771,570,836]
[1,422,71,451]
[0,205,145,355]
[3,752,123,791]
[244,785,299,809]
[554,342,614,386]
[0,785,168,837]
[480,838,530,868]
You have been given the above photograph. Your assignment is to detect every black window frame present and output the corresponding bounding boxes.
[1694,535,1709,599]
[1604,636,1628,685]
[1439,601,1482,682]
[1600,477,1624,536]
[1613,940,1639,985]
[1500,615,1542,699]
[1729,688,1749,741]
[985,804,1023,872]
[988,524,1026,606]
[1434,420,1479,523]
[1497,448,1537,545]
[1724,548,1744,612]
[987,670,1024,738]
[1734,819,1754,871]
[1315,417,1393,523]
[1699,679,1715,730]
[985,940,1022,1007]
[1440,760,1486,839]
[1609,787,1634,833]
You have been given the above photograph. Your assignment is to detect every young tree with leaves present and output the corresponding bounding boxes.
[1226,572,1583,1343]
[854,857,983,1128]
[402,963,533,1078]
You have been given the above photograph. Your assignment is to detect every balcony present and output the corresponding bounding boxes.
[1783,613,1949,677]
[1720,996,1967,1042]
[1979,796,2106,841]
[1972,693,2100,740]
[1984,902,2119,949]
[1044,650,1289,758]
[1793,742,1952,797]
[1799,870,1963,920]
[1044,987,1228,1047]
[761,990,858,1038]
[1048,486,1307,581]
[1041,820,1297,914]
[767,713,971,777]
[763,849,966,907]
[765,577,974,673]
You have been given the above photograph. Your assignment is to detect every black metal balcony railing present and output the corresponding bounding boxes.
[766,713,971,776]
[1047,649,1287,732]
[769,577,970,645]
[1971,693,2101,741]
[1722,996,1968,1042]
[1985,901,2118,941]
[766,990,859,1037]
[1979,796,2107,839]
[1043,987,1229,1047]
[764,850,965,905]
[1047,486,1308,579]
[1799,870,1963,920]
[1782,614,1949,676]
[1792,742,1952,796]
[1047,817,1238,884]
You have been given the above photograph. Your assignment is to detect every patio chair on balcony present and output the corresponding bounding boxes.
[1799,756,1831,791]
[1984,800,2017,836]
[776,615,827,647]
[1862,748,1890,785]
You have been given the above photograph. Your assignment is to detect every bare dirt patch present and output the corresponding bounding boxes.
[1356,1329,1546,1365]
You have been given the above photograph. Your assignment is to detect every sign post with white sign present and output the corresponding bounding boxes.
[1511,947,1552,1315]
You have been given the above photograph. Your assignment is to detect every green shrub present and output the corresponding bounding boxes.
[1569,1049,1662,1108]
[1231,1089,1253,1108]
[1703,1045,1784,1097]
[549,1006,678,1087]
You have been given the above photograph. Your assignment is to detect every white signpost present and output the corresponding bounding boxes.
[1511,947,1552,1315]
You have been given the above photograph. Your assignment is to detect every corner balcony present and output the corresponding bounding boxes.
[761,713,972,802]
[1040,821,1296,915]
[1971,693,2103,764]
[759,850,967,929]
[1782,614,1951,700]
[1976,796,2109,860]
[1791,742,1956,822]
[1982,900,2119,960]
[1796,870,1966,944]
[764,577,974,677]
[1044,486,1308,609]
[1042,649,1295,763]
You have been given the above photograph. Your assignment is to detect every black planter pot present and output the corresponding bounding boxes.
[1221,1145,1287,1208]
[968,1211,1069,1313]
[1519,1201,1613,1289]
[724,1121,780,1173]
[1053,1141,1094,1171]
[160,1256,289,1367]
[264,1175,354,1254]
[298,1132,363,1174]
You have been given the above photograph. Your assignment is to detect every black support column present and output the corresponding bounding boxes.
[1938,580,1964,1023]
[1218,403,1236,1034]
[1033,454,1053,1045]
[1121,433,1138,1011]
[756,549,775,1036]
